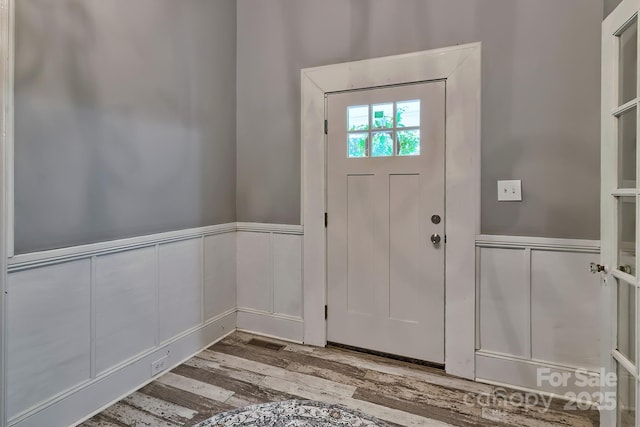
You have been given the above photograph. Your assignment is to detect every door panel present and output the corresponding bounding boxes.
[327,81,445,363]
[346,174,375,315]
[602,2,640,426]
[389,174,422,323]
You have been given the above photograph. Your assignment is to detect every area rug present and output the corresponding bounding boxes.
[193,400,388,426]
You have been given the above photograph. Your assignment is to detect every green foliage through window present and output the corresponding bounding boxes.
[348,133,368,157]
[372,132,393,157]
[347,101,420,157]
[398,130,420,156]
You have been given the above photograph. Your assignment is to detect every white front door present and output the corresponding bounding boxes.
[602,2,640,426]
[326,81,445,363]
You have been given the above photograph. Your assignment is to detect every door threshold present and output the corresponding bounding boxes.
[327,341,445,370]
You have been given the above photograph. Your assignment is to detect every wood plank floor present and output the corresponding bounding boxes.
[81,332,599,427]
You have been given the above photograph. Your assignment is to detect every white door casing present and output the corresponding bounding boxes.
[301,43,481,379]
[0,0,12,425]
[602,2,640,426]
[326,82,445,362]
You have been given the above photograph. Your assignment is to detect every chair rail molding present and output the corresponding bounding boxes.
[301,43,481,379]
[475,234,600,252]
[8,223,238,272]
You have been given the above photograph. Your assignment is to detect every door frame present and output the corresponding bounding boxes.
[301,43,481,379]
[0,1,12,425]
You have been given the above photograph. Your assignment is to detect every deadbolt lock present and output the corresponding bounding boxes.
[431,214,441,224]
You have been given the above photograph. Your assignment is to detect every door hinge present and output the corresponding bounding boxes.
[324,212,328,228]
[325,305,328,319]
[324,119,328,135]
[445,235,447,244]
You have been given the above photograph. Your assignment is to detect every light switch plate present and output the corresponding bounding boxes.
[497,180,522,201]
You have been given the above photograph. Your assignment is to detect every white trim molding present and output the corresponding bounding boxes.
[476,234,600,253]
[236,308,304,343]
[8,223,303,272]
[0,1,13,425]
[3,0,14,260]
[236,222,303,235]
[8,223,238,272]
[475,350,601,401]
[301,43,481,379]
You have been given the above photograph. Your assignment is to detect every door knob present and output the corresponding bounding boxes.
[430,233,441,246]
[619,265,633,274]
[589,262,608,274]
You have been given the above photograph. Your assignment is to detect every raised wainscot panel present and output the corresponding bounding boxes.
[236,231,271,312]
[272,233,302,318]
[204,233,237,320]
[479,247,529,357]
[531,250,600,369]
[158,239,203,343]
[7,260,91,418]
[95,247,156,374]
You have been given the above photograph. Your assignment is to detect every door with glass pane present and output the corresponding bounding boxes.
[603,2,640,426]
[326,81,445,363]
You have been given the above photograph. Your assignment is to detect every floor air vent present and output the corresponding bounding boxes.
[247,338,285,351]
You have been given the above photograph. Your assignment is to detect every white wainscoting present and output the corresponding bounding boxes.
[5,224,237,427]
[475,235,601,396]
[236,223,304,342]
[4,225,604,426]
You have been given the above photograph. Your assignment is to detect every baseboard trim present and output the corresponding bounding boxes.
[475,351,600,398]
[475,350,600,373]
[9,312,236,427]
[236,308,304,342]
[476,378,584,405]
[235,329,304,345]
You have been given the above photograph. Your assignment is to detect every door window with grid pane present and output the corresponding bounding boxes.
[347,100,421,158]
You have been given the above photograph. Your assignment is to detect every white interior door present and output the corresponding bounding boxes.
[603,2,640,426]
[326,81,445,363]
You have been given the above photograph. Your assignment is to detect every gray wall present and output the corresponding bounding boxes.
[605,0,622,17]
[236,0,603,239]
[15,0,236,254]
